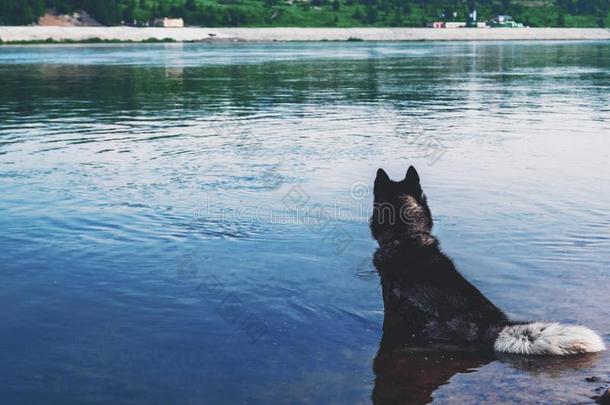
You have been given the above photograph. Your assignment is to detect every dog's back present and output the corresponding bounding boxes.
[370,166,605,355]
[373,212,508,347]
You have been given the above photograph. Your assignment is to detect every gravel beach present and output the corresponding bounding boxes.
[1,26,610,43]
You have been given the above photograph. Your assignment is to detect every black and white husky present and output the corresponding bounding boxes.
[370,166,606,355]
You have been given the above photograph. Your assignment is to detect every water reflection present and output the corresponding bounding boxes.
[498,352,602,377]
[373,334,602,404]
[372,336,493,404]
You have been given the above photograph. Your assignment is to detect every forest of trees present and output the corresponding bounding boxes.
[1,0,609,27]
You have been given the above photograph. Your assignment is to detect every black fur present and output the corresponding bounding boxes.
[370,166,511,349]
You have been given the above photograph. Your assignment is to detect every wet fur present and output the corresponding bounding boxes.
[370,166,605,355]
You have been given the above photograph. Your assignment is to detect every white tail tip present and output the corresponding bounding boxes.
[494,322,606,355]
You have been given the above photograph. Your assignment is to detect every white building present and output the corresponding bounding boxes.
[445,22,467,28]
[154,18,184,28]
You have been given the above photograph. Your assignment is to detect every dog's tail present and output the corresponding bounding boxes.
[493,322,606,355]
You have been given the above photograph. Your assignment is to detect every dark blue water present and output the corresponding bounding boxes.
[1,41,609,404]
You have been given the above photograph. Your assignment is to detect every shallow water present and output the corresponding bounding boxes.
[1,41,609,404]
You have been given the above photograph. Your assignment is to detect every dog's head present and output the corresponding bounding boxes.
[370,166,434,246]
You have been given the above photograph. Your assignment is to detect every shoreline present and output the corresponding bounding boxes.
[1,26,610,44]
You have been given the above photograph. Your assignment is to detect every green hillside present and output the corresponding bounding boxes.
[1,0,609,27]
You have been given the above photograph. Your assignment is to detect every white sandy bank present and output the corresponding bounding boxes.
[1,26,610,43]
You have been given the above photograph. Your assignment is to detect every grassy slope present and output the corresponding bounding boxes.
[129,0,610,28]
[1,0,607,27]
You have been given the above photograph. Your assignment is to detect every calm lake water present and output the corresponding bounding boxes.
[1,41,609,404]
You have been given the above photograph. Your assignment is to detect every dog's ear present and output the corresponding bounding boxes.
[375,168,391,192]
[405,166,420,184]
[376,168,390,183]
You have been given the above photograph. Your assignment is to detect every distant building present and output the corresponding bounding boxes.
[427,21,445,28]
[469,9,477,25]
[427,20,486,28]
[445,22,467,28]
[490,15,524,28]
[153,17,184,28]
